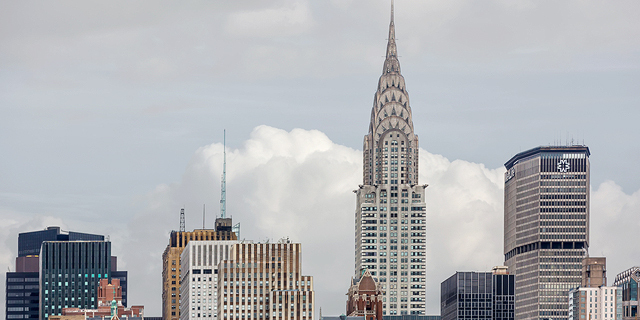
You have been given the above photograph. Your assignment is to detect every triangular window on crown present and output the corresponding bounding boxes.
[391,108,396,116]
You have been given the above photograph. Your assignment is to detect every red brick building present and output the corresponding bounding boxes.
[61,279,143,319]
[346,270,383,320]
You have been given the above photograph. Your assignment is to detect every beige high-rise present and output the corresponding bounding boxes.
[503,146,590,320]
[163,222,238,320]
[354,1,427,316]
[217,241,314,320]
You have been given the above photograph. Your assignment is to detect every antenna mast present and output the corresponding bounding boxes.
[203,204,205,229]
[179,208,185,232]
[220,130,227,219]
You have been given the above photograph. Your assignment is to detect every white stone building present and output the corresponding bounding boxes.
[569,286,622,320]
[180,240,239,320]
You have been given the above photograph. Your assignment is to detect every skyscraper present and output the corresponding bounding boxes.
[39,240,112,320]
[217,240,315,320]
[503,145,590,320]
[5,227,110,320]
[162,218,238,320]
[354,2,427,316]
[179,240,238,320]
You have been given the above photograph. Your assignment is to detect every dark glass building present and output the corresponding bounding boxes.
[503,146,590,320]
[18,226,104,257]
[39,240,112,320]
[440,269,515,320]
[5,227,127,320]
[6,271,39,320]
[6,227,104,320]
[112,270,128,307]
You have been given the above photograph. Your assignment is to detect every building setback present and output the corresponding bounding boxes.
[179,240,238,320]
[440,268,514,320]
[217,241,315,320]
[354,2,427,315]
[503,146,590,320]
[162,218,238,320]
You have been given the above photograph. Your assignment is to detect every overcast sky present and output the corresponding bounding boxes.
[1,0,640,317]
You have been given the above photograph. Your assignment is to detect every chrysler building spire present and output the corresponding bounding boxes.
[386,0,398,66]
[354,2,427,316]
[363,0,418,186]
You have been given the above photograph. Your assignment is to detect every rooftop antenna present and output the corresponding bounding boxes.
[179,208,185,232]
[203,204,206,229]
[220,130,227,219]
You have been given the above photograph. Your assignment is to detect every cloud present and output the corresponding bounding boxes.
[117,125,640,315]
[94,127,457,313]
[2,126,639,318]
[590,181,640,276]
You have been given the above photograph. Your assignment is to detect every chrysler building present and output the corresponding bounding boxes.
[354,1,427,315]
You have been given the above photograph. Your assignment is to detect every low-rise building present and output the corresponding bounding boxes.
[346,270,383,320]
[440,267,514,320]
[60,278,143,320]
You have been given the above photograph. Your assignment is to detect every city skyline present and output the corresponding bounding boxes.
[1,1,640,319]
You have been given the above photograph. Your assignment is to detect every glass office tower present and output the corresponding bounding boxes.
[6,227,105,320]
[39,240,112,320]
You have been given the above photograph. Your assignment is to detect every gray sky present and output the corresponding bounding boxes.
[1,0,640,317]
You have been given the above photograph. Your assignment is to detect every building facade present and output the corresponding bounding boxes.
[568,287,621,320]
[6,269,40,320]
[5,227,108,320]
[582,257,607,288]
[39,240,113,320]
[440,268,514,320]
[217,241,315,320]
[504,146,590,320]
[613,267,640,319]
[179,240,238,320]
[346,269,384,320]
[60,278,144,320]
[354,3,427,316]
[568,257,620,320]
[162,219,238,320]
